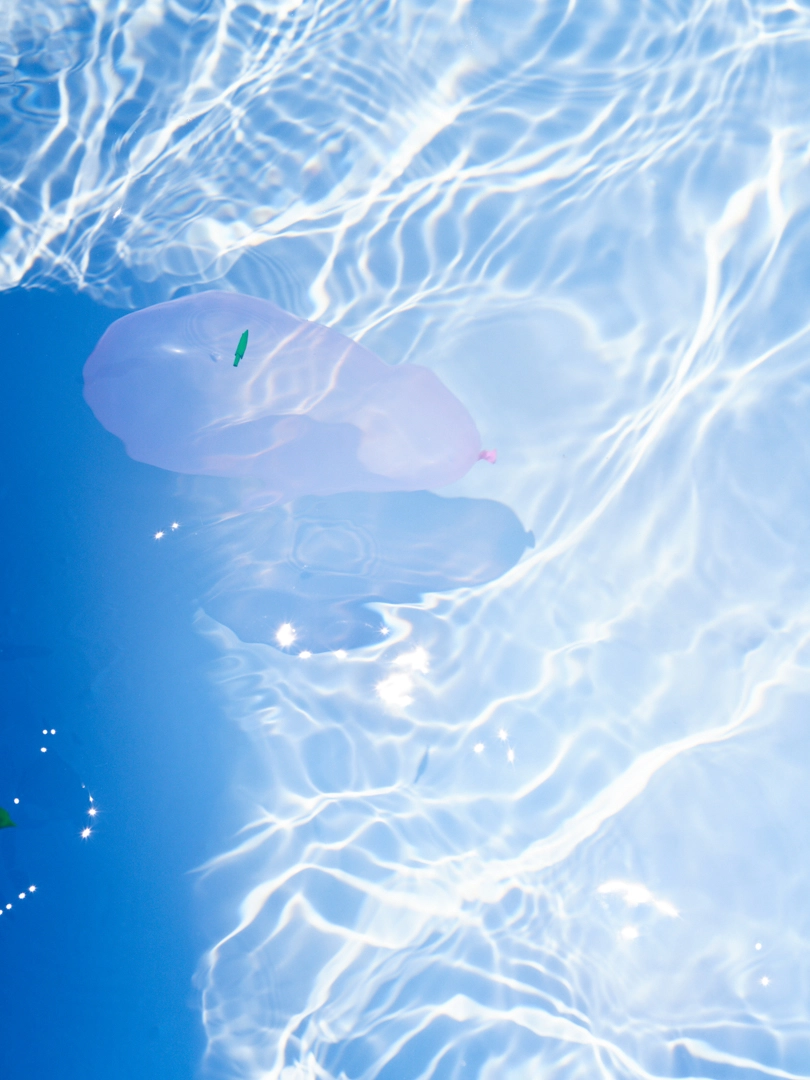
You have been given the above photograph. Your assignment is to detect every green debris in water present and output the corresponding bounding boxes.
[233,329,249,366]
[0,807,16,829]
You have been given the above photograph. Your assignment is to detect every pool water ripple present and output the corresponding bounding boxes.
[4,0,810,1076]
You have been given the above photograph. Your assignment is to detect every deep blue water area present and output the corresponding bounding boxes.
[0,288,241,1080]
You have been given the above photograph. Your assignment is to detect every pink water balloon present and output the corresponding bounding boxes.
[84,291,487,500]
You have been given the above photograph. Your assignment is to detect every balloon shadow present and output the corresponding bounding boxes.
[199,490,534,653]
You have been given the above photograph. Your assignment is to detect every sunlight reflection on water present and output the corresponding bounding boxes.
[6,0,810,1075]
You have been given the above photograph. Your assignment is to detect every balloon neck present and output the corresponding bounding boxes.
[478,449,497,464]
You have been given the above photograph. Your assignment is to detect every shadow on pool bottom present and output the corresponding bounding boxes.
[196,490,535,652]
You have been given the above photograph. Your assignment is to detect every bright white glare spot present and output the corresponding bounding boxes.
[171,522,180,530]
[755,942,762,950]
[380,626,390,636]
[761,976,770,986]
[376,672,413,707]
[335,649,347,659]
[13,798,19,804]
[474,742,485,754]
[621,926,639,941]
[28,886,36,893]
[395,647,429,674]
[88,808,98,817]
[497,728,508,742]
[656,900,679,918]
[507,748,515,764]
[89,796,94,802]
[40,747,47,753]
[18,893,25,900]
[50,729,56,735]
[598,879,678,918]
[623,884,653,907]
[81,828,92,839]
[5,904,11,910]
[113,206,121,219]
[299,650,312,659]
[42,729,48,735]
[154,531,164,540]
[275,622,296,648]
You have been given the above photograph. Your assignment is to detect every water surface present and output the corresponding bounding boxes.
[3,1,810,1077]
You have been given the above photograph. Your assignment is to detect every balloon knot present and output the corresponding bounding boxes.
[478,449,497,464]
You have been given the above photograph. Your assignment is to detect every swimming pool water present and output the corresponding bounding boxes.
[3,1,810,1077]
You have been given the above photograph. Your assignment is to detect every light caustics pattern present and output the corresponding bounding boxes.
[8,0,810,1077]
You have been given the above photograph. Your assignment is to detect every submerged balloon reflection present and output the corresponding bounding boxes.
[83,291,486,501]
[201,491,534,653]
